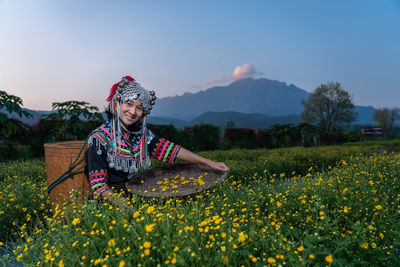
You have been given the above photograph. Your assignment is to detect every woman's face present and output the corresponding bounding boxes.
[119,98,144,127]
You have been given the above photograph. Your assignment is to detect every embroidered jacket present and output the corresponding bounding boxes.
[85,121,181,195]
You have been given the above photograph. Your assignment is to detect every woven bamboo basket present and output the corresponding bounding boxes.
[44,140,90,209]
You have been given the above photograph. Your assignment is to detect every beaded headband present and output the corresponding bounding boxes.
[107,76,156,114]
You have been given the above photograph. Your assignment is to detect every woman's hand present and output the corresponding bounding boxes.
[176,147,229,172]
[206,160,230,172]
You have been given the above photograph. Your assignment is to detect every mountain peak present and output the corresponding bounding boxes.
[151,78,310,121]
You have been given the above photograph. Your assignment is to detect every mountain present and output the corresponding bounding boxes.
[151,78,310,121]
[6,77,378,128]
[189,111,301,129]
[151,77,377,125]
[354,106,376,125]
[1,108,53,125]
[147,116,187,129]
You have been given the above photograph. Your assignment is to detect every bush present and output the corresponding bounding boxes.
[223,127,258,149]
[343,130,362,142]
[191,124,220,151]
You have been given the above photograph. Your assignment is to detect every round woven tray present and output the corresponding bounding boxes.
[125,163,228,197]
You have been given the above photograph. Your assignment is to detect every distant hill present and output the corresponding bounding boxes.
[5,77,379,129]
[189,111,301,129]
[151,78,310,121]
[151,78,377,125]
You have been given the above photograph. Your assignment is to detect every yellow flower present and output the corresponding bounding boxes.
[249,255,257,263]
[146,206,155,214]
[16,254,23,261]
[276,201,282,207]
[0,242,3,246]
[59,260,64,267]
[361,243,368,249]
[133,211,140,218]
[144,249,150,256]
[145,224,154,232]
[173,246,179,252]
[237,232,247,243]
[221,232,227,238]
[221,246,226,252]
[171,257,177,264]
[221,255,229,264]
[371,243,377,248]
[72,218,80,225]
[325,255,333,263]
[343,206,349,213]
[375,205,383,210]
[267,257,276,264]
[297,245,304,252]
[309,254,315,259]
[143,241,151,249]
[108,239,116,247]
[119,261,125,267]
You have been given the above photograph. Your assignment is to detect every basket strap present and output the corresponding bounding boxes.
[47,139,88,194]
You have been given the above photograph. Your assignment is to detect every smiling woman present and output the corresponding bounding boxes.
[119,99,144,129]
[85,75,229,207]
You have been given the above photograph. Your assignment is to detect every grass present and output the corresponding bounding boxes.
[343,138,400,147]
[1,146,399,266]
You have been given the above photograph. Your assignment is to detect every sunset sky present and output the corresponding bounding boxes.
[1,0,399,111]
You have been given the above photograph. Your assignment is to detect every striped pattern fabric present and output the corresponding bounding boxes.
[88,169,110,195]
[152,138,181,164]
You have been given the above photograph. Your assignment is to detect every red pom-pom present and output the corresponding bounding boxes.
[106,76,136,102]
[124,76,135,82]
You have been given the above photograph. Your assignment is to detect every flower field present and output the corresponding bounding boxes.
[1,146,400,266]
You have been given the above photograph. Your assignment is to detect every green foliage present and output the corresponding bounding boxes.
[0,160,49,241]
[343,129,363,142]
[223,127,258,149]
[343,138,400,147]
[40,100,104,141]
[0,91,32,139]
[301,82,356,133]
[0,91,32,122]
[269,123,299,147]
[148,124,179,142]
[372,107,400,137]
[2,147,400,266]
[191,124,220,151]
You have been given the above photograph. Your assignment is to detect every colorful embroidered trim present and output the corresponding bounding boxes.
[152,139,181,164]
[88,170,110,195]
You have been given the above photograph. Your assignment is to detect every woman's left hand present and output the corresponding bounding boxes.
[176,147,229,172]
[207,160,229,172]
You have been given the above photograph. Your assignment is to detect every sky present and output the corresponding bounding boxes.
[0,0,399,111]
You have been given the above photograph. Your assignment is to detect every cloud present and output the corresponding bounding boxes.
[207,75,229,85]
[207,64,264,87]
[232,64,258,80]
[186,84,203,91]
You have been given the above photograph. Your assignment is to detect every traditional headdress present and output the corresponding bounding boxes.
[106,76,156,171]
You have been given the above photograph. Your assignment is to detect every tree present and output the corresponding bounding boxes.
[41,100,104,141]
[372,107,400,137]
[0,90,32,140]
[301,82,356,133]
[269,123,297,147]
[191,124,220,151]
